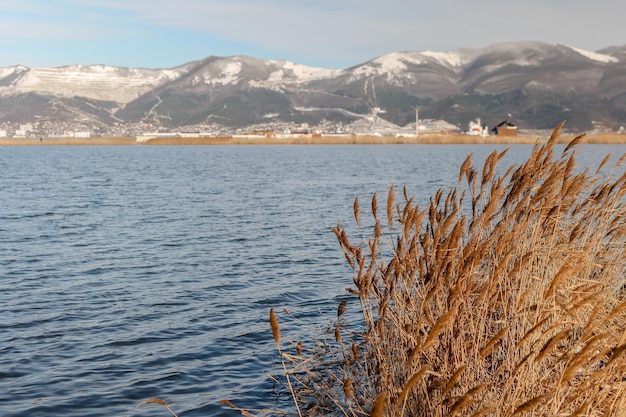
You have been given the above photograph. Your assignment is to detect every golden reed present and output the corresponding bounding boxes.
[259,123,626,417]
[4,132,626,146]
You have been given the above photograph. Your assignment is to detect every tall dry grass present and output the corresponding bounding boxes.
[3,132,626,146]
[265,123,626,417]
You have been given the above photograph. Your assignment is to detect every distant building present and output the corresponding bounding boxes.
[492,121,518,136]
[468,118,489,137]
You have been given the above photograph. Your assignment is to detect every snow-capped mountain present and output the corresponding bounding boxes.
[9,64,193,103]
[1,41,625,131]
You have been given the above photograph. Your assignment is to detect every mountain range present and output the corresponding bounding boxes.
[2,41,626,132]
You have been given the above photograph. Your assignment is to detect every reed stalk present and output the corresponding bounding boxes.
[264,124,626,417]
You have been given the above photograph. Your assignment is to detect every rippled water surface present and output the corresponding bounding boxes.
[1,144,624,417]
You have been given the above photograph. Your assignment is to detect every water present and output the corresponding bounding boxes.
[1,144,624,417]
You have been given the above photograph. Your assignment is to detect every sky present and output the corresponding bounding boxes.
[1,0,625,70]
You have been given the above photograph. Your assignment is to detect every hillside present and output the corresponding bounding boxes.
[1,41,625,131]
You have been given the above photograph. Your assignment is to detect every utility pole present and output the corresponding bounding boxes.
[415,108,419,138]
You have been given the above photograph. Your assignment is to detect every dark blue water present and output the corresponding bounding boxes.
[1,144,624,417]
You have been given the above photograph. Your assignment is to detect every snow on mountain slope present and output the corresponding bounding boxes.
[0,66,29,89]
[277,60,341,80]
[349,52,421,80]
[249,59,341,90]
[190,58,243,87]
[8,64,191,103]
[420,51,468,67]
[563,45,619,63]
[0,65,28,80]
[183,55,340,91]
[347,49,472,85]
[598,45,626,61]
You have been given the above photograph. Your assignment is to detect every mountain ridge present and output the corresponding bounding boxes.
[1,41,625,132]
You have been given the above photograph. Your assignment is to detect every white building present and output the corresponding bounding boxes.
[468,118,489,137]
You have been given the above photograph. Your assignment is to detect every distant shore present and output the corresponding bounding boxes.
[2,133,626,146]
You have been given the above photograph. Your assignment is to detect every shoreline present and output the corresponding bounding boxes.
[2,133,626,146]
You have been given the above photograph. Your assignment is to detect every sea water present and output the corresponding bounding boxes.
[1,144,624,416]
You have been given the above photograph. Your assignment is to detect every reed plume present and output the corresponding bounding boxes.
[262,124,626,417]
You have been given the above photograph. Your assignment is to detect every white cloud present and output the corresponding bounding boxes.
[0,1,139,40]
[73,0,626,54]
[2,0,626,67]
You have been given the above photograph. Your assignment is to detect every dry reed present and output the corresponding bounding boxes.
[3,132,626,146]
[261,123,626,417]
[137,398,179,417]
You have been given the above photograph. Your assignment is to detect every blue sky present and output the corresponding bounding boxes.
[1,0,625,69]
